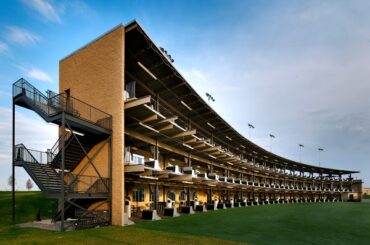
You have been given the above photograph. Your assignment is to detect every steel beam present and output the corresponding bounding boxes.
[61,112,65,232]
[12,101,15,223]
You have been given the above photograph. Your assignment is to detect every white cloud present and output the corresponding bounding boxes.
[0,90,11,97]
[22,0,62,24]
[0,106,58,190]
[170,1,370,184]
[0,41,8,53]
[60,0,94,17]
[6,26,41,46]
[14,64,53,83]
[183,68,207,84]
[26,68,53,83]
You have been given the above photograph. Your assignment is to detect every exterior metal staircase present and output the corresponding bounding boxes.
[53,199,110,229]
[12,78,112,230]
[14,144,64,198]
[49,133,102,171]
[13,78,112,134]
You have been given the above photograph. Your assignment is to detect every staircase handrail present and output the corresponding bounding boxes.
[13,78,49,101]
[13,78,112,130]
[14,143,39,164]
[13,79,51,116]
[52,92,112,130]
[47,131,72,163]
[15,144,57,181]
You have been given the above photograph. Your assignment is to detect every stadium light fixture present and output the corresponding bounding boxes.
[159,46,174,63]
[299,144,304,163]
[269,134,275,152]
[248,123,255,139]
[206,92,215,103]
[318,148,324,166]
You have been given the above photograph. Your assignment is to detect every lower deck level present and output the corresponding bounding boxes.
[124,179,361,220]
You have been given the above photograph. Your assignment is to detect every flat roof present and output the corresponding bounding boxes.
[59,23,124,62]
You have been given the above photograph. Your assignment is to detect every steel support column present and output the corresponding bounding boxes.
[60,112,65,232]
[12,101,15,223]
[187,187,191,206]
[108,136,112,224]
[154,183,158,210]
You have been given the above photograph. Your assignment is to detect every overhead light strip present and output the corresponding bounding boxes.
[182,181,193,184]
[65,128,85,137]
[137,61,158,80]
[207,122,215,129]
[140,176,158,180]
[225,136,232,141]
[193,135,202,141]
[181,100,192,111]
[182,143,194,150]
[139,122,159,133]
[208,154,217,159]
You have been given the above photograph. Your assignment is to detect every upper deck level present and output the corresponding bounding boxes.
[124,21,359,178]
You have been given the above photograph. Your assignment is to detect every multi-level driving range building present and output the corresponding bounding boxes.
[11,21,362,230]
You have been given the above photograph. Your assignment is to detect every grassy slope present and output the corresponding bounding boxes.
[1,192,370,245]
[0,191,55,226]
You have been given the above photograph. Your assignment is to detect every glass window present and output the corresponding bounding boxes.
[167,191,176,201]
[132,188,145,202]
[132,154,144,165]
[179,191,187,201]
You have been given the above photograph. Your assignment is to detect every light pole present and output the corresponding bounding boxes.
[248,123,255,139]
[299,144,304,163]
[205,92,215,104]
[269,134,275,152]
[318,148,324,166]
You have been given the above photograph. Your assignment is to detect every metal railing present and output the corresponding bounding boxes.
[47,131,72,163]
[50,93,112,130]
[15,144,48,164]
[13,79,51,115]
[14,144,59,186]
[13,78,112,130]
[74,209,110,229]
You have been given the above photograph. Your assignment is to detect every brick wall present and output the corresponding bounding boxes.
[59,25,125,226]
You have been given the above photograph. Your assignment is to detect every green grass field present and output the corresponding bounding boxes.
[1,192,370,245]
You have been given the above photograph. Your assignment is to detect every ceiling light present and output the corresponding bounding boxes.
[182,143,194,150]
[207,122,215,129]
[65,128,84,137]
[137,61,158,80]
[181,101,192,111]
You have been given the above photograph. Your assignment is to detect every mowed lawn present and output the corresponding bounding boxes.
[1,192,370,245]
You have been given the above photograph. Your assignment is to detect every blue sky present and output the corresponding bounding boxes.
[0,0,369,190]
